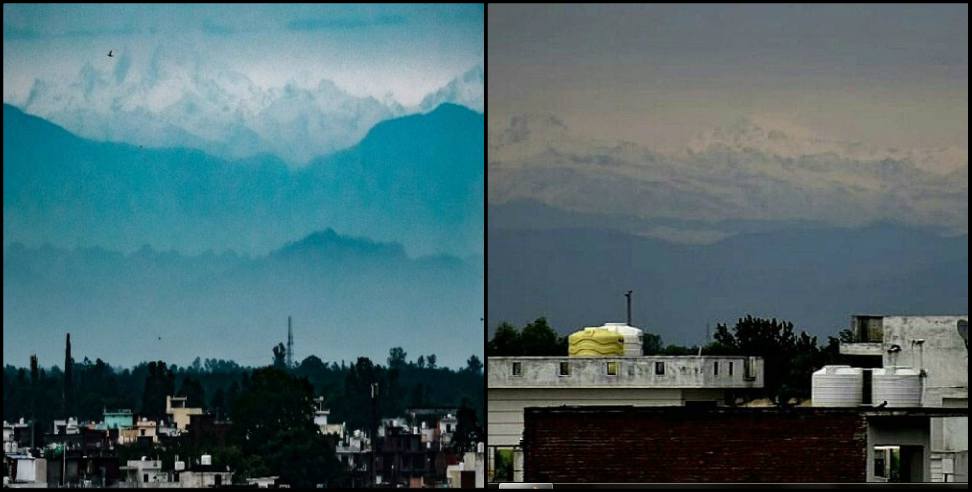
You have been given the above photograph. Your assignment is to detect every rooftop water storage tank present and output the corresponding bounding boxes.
[872,366,922,407]
[600,323,644,356]
[568,328,625,357]
[811,365,864,407]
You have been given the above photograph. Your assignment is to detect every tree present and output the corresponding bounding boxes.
[342,357,382,431]
[426,354,437,370]
[272,343,287,370]
[451,397,482,454]
[211,387,226,420]
[465,355,483,375]
[225,381,240,420]
[417,355,426,369]
[520,318,562,356]
[232,367,340,487]
[387,347,407,370]
[141,361,175,420]
[177,376,206,408]
[487,322,521,356]
[707,315,829,405]
[642,333,664,355]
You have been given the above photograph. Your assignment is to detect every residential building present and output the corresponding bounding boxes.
[487,322,765,481]
[839,315,968,482]
[165,396,203,432]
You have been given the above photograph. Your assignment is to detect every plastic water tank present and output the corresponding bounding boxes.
[568,328,625,357]
[600,323,644,356]
[872,366,922,407]
[811,365,864,407]
[201,454,212,466]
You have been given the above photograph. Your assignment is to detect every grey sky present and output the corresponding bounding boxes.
[488,4,968,151]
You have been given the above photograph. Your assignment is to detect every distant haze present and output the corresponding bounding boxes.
[3,5,484,368]
[487,4,968,341]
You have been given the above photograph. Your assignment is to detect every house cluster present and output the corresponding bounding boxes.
[5,394,484,488]
[327,401,484,488]
[3,396,232,488]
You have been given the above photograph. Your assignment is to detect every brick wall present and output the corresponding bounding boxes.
[523,406,868,483]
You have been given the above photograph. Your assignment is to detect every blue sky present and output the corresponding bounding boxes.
[4,3,483,106]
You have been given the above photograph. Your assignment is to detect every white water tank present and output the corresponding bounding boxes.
[201,454,212,466]
[812,365,864,407]
[872,366,922,407]
[592,323,644,356]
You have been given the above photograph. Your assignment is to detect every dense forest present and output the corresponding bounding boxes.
[3,345,484,433]
[488,315,856,404]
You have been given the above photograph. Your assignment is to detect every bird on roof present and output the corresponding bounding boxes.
[107,50,114,58]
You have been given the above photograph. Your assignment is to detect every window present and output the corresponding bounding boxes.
[728,361,734,376]
[654,361,665,375]
[606,361,619,376]
[713,361,719,376]
[215,474,222,486]
[559,361,570,376]
[143,474,149,483]
[511,361,522,377]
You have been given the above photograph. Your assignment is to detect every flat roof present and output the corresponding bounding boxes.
[522,405,969,418]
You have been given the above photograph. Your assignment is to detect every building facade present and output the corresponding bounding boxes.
[840,315,968,482]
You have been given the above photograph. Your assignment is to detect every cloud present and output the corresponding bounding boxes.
[285,14,406,31]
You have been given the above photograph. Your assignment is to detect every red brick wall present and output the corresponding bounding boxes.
[523,407,868,483]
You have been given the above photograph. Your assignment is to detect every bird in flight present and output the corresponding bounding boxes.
[107,50,114,58]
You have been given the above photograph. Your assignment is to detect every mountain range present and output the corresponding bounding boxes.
[3,102,483,258]
[9,50,483,165]
[488,112,968,344]
[489,113,968,239]
[4,229,483,368]
[488,223,968,344]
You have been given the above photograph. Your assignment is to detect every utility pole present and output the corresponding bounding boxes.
[625,290,633,326]
[370,382,379,488]
[30,355,37,452]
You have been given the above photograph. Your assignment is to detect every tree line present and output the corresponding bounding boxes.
[488,315,855,405]
[3,346,484,486]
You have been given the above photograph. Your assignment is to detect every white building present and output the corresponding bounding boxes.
[121,458,170,487]
[4,454,47,487]
[487,322,765,482]
[446,446,486,488]
[840,315,968,482]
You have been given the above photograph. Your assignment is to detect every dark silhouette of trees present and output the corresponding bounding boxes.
[177,376,206,408]
[465,355,483,375]
[272,343,287,370]
[488,318,567,356]
[141,361,175,420]
[231,367,341,487]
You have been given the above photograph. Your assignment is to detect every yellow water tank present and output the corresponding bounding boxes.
[568,328,625,357]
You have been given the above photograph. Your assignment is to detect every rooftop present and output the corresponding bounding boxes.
[488,355,764,389]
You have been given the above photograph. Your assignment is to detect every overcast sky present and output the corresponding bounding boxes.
[3,3,483,107]
[488,4,968,152]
